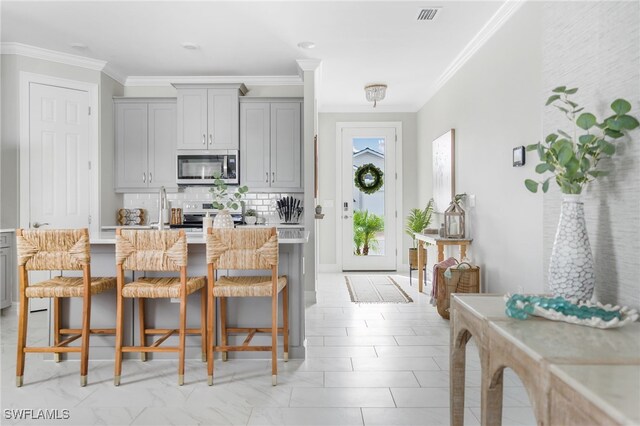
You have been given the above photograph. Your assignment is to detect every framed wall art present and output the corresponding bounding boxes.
[432,129,455,213]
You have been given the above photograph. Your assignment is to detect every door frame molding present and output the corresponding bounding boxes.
[19,72,100,234]
[335,121,403,271]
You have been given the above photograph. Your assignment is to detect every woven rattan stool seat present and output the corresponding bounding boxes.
[25,276,116,298]
[122,276,206,298]
[214,275,287,297]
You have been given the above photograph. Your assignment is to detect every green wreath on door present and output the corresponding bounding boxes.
[354,163,384,194]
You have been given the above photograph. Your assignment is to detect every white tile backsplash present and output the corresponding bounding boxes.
[120,190,303,225]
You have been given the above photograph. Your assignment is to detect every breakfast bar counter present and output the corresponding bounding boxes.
[51,229,309,361]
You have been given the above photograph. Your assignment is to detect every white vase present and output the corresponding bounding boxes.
[548,194,595,301]
[213,209,234,229]
[245,216,257,225]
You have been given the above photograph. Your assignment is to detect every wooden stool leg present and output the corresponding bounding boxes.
[282,284,289,362]
[200,287,207,362]
[271,271,278,386]
[80,284,91,387]
[460,244,467,261]
[220,297,228,362]
[16,271,28,387]
[207,275,215,386]
[114,272,124,386]
[178,288,187,386]
[138,299,147,361]
[53,297,61,363]
[437,243,445,263]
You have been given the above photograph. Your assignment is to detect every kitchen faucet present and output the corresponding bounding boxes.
[158,186,167,230]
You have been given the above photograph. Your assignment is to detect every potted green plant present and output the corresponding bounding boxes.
[524,87,638,300]
[405,199,434,268]
[209,174,249,228]
[244,208,257,225]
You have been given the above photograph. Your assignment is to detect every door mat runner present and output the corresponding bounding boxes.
[344,275,413,303]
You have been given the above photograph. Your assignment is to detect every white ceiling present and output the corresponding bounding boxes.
[1,1,507,112]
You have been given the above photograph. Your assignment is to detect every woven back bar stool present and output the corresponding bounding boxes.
[206,227,288,386]
[15,228,116,387]
[114,229,206,386]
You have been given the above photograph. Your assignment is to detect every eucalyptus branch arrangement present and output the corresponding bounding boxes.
[525,86,638,195]
[209,174,249,210]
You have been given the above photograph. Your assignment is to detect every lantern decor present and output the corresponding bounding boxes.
[444,200,465,239]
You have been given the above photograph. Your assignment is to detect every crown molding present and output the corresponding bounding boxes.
[419,0,526,108]
[319,103,419,114]
[1,42,107,71]
[296,59,322,74]
[101,63,127,86]
[125,75,302,87]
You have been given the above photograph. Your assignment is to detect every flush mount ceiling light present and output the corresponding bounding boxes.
[181,42,199,50]
[365,84,387,108]
[297,41,316,49]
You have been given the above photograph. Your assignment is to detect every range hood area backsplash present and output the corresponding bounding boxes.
[121,187,303,225]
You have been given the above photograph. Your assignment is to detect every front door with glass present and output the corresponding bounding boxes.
[341,127,397,271]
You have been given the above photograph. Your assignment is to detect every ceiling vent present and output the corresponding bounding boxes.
[417,8,441,21]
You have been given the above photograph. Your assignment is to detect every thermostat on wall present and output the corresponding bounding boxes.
[513,146,525,167]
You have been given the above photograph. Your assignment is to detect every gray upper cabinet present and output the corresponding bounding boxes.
[175,84,247,151]
[240,99,302,191]
[240,102,271,189]
[271,102,302,189]
[115,98,177,192]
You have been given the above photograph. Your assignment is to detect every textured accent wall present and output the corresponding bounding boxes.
[542,2,640,310]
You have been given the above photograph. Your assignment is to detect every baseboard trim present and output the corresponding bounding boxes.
[318,264,340,273]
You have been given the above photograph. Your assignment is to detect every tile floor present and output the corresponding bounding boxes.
[0,273,536,425]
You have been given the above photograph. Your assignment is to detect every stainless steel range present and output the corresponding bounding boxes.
[169,202,243,231]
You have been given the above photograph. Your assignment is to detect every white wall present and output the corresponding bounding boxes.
[100,73,125,227]
[416,3,544,294]
[542,1,640,310]
[0,54,104,229]
[317,112,417,269]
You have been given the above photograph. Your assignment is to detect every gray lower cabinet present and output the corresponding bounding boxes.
[240,99,302,191]
[114,98,177,192]
[1,232,14,309]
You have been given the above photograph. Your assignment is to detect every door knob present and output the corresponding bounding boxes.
[343,215,352,219]
[32,222,50,228]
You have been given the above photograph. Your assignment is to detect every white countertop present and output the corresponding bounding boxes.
[91,229,309,245]
[0,229,16,233]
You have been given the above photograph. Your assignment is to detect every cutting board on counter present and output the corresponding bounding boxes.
[117,209,146,226]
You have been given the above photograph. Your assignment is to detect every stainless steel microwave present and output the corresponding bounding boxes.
[176,150,239,185]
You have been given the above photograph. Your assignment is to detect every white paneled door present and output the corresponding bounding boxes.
[341,126,397,271]
[28,82,90,311]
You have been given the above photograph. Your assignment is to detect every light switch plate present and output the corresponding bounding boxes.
[469,194,476,208]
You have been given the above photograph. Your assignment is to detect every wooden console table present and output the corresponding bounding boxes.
[413,233,473,293]
[450,294,640,426]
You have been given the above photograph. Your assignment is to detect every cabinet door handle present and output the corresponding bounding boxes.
[149,172,152,183]
[265,172,269,183]
[272,172,275,183]
[209,134,212,146]
[143,172,146,183]
[202,134,206,145]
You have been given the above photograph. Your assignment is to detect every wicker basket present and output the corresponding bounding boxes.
[435,262,480,319]
[408,245,426,269]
